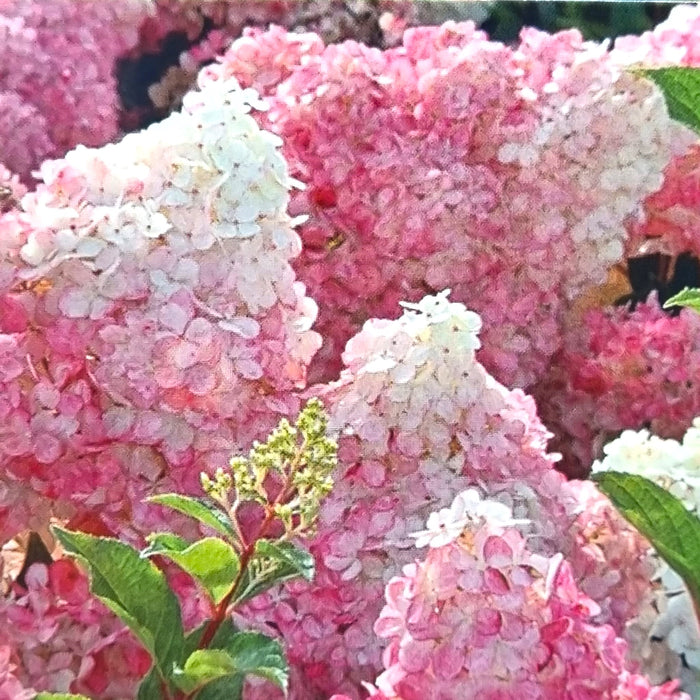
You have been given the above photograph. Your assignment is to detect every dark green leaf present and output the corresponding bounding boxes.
[143,535,240,605]
[232,540,314,606]
[53,527,185,685]
[135,668,161,700]
[147,494,237,541]
[183,620,245,699]
[185,618,238,652]
[174,632,287,696]
[593,472,700,607]
[635,67,700,134]
[223,632,288,692]
[173,649,239,694]
[195,674,244,700]
[663,287,700,313]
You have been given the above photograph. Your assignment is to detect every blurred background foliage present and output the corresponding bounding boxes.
[440,2,678,43]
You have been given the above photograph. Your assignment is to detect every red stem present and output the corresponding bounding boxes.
[176,469,297,699]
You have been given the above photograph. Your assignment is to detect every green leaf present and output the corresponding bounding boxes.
[223,632,288,692]
[635,67,700,134]
[173,649,239,694]
[135,668,161,700]
[147,494,237,541]
[232,539,314,606]
[143,535,240,605]
[141,532,190,557]
[138,620,241,700]
[593,472,700,608]
[35,695,91,700]
[195,674,244,700]
[185,618,238,651]
[663,287,700,313]
[53,527,185,686]
[173,632,287,695]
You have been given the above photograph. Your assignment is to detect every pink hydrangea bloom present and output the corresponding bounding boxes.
[0,645,33,700]
[370,504,686,700]
[611,5,700,260]
[0,74,319,544]
[0,0,151,182]
[0,561,150,696]
[200,21,684,388]
[238,293,656,699]
[534,296,700,476]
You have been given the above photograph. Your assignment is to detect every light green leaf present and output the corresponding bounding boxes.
[663,287,700,313]
[593,472,700,608]
[147,494,237,541]
[232,539,314,606]
[143,535,240,605]
[141,532,190,557]
[173,649,239,694]
[635,66,700,134]
[35,695,91,700]
[53,527,185,686]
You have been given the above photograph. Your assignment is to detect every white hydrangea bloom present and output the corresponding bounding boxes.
[410,488,525,548]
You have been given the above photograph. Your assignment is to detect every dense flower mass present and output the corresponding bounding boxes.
[0,0,151,182]
[0,560,149,697]
[236,292,658,699]
[0,2,700,699]
[363,492,686,700]
[592,422,700,695]
[199,19,689,388]
[0,73,320,545]
[534,296,700,476]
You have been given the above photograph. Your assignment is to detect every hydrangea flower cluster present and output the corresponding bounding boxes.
[0,560,149,698]
[534,296,700,476]
[592,422,700,695]
[235,292,658,699]
[362,491,686,700]
[134,0,417,124]
[530,5,700,478]
[0,7,699,700]
[0,73,320,545]
[0,0,152,182]
[198,20,688,388]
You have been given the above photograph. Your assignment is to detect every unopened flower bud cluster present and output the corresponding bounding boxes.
[203,398,338,536]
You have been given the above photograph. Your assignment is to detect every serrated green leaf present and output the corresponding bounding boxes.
[138,620,242,699]
[635,66,700,134]
[143,535,240,605]
[232,539,314,606]
[224,632,288,691]
[173,632,287,695]
[176,621,246,699]
[53,527,185,686]
[173,649,239,694]
[593,472,700,607]
[663,287,700,313]
[35,695,90,700]
[147,494,237,541]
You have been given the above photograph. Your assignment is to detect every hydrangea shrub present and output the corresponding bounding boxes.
[0,3,699,700]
